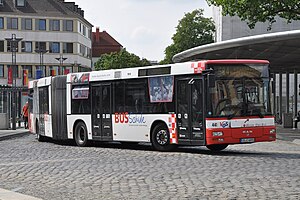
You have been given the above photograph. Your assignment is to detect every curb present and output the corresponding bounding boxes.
[293,139,300,145]
[0,131,30,141]
[0,188,42,200]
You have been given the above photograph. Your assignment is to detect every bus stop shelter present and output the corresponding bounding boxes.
[173,30,300,128]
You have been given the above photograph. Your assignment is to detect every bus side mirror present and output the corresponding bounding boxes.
[208,74,215,88]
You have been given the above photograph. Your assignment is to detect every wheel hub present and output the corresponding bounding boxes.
[156,130,168,145]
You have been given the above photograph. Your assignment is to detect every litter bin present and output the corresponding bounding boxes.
[0,113,8,129]
[283,113,293,128]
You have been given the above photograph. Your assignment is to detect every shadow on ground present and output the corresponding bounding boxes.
[32,135,300,160]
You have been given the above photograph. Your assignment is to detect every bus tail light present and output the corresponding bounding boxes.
[212,131,223,136]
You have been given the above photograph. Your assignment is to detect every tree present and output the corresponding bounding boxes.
[95,49,151,70]
[160,9,215,64]
[206,0,300,29]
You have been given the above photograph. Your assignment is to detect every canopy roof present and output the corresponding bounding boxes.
[173,30,300,73]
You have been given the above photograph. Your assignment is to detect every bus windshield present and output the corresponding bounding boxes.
[207,63,272,118]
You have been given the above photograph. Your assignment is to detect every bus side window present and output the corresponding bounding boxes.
[113,81,125,113]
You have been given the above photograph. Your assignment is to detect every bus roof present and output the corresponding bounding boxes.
[28,59,270,88]
[67,59,269,84]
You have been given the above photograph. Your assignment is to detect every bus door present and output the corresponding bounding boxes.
[176,78,205,145]
[91,84,113,141]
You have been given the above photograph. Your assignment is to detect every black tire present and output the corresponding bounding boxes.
[74,121,89,147]
[206,144,228,151]
[151,123,176,151]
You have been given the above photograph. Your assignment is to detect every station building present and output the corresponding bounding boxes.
[174,7,300,127]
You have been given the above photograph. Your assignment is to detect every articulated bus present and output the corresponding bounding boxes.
[28,59,276,151]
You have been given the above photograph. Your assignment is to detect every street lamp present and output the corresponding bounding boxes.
[55,55,67,75]
[35,49,48,78]
[5,34,22,130]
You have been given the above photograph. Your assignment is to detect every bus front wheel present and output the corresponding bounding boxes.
[74,122,89,147]
[151,123,176,152]
[206,144,228,151]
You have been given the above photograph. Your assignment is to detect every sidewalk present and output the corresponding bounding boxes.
[0,127,30,141]
[276,125,300,145]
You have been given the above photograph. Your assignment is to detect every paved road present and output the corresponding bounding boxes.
[0,135,299,200]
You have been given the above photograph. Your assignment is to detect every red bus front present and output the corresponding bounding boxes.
[204,60,276,149]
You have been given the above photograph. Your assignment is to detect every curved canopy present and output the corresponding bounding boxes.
[173,30,300,73]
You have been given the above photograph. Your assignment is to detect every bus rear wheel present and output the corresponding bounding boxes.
[206,144,228,151]
[151,123,176,152]
[74,122,89,147]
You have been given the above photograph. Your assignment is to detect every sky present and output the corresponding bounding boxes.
[65,0,213,62]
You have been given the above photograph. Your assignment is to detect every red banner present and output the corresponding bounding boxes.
[8,67,12,85]
[23,69,28,86]
[64,69,70,75]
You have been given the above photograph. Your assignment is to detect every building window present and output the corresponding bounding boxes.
[50,19,60,31]
[63,43,73,53]
[16,0,25,7]
[0,17,3,29]
[7,18,18,29]
[22,41,32,52]
[49,42,60,53]
[21,18,32,30]
[22,65,32,78]
[0,65,4,77]
[83,26,86,36]
[87,48,91,58]
[35,42,46,51]
[80,44,86,56]
[63,20,73,32]
[0,41,4,52]
[36,19,46,31]
[88,29,91,39]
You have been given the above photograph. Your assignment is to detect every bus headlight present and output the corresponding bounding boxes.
[212,131,223,136]
[269,129,276,134]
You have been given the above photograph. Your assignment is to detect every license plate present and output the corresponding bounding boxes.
[240,138,255,143]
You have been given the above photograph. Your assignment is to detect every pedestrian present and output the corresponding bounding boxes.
[22,101,29,129]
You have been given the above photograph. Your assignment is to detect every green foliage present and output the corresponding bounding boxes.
[206,0,300,29]
[160,9,215,64]
[94,49,151,70]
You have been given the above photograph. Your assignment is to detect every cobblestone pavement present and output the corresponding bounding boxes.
[0,135,299,200]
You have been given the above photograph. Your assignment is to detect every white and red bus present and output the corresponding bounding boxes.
[28,59,276,151]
